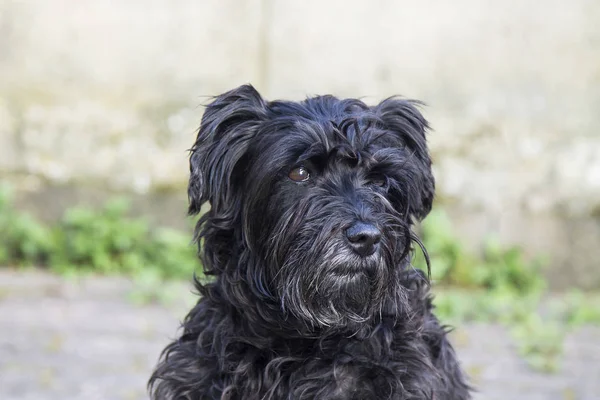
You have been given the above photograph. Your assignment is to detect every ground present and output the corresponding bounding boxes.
[0,270,599,400]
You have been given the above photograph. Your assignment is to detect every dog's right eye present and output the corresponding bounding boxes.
[289,166,310,182]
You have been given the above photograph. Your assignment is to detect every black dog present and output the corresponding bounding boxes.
[149,85,471,399]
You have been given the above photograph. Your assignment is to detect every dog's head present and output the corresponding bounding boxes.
[189,84,434,331]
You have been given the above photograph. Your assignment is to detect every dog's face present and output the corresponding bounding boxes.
[189,85,434,331]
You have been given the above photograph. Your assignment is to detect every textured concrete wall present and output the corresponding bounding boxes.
[1,0,599,287]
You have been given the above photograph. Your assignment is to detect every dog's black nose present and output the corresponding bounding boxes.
[345,222,381,257]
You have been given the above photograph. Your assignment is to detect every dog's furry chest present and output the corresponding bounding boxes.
[150,281,470,399]
[212,323,436,399]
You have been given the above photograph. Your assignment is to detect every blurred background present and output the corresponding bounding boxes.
[0,1,599,399]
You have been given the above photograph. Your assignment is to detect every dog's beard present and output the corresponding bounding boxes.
[273,223,409,331]
[252,179,417,333]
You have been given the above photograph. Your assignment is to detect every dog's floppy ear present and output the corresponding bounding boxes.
[374,98,435,220]
[188,84,268,216]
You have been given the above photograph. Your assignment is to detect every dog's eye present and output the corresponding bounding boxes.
[289,166,310,182]
[369,177,387,187]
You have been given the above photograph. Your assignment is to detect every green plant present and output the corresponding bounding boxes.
[50,198,200,279]
[510,315,564,373]
[546,290,600,327]
[416,210,545,295]
[480,238,546,295]
[148,227,200,279]
[0,185,53,266]
[433,287,564,373]
[0,186,200,280]
[51,198,149,274]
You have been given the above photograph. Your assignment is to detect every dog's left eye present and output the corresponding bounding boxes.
[369,177,387,187]
[289,166,311,182]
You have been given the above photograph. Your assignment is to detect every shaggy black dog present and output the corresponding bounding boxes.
[149,85,471,399]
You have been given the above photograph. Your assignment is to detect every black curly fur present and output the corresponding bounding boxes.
[149,85,471,399]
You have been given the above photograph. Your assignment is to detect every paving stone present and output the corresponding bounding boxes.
[1,270,599,400]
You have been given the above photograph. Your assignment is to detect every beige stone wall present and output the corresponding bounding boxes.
[1,0,599,287]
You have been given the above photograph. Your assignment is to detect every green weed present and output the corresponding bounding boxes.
[0,185,199,280]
